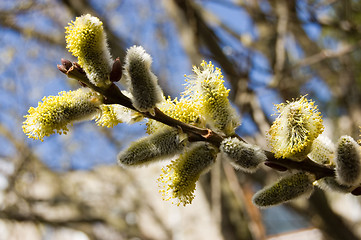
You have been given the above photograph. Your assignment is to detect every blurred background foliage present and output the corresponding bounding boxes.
[1,0,361,239]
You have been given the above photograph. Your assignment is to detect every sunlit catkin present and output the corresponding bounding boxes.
[23,88,102,141]
[158,142,218,206]
[268,96,324,161]
[122,46,163,114]
[252,172,315,207]
[117,128,187,167]
[184,61,240,135]
[65,14,113,88]
[220,137,266,172]
[146,96,204,134]
[335,135,361,186]
[96,104,143,128]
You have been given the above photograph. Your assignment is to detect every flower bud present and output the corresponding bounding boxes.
[65,14,112,88]
[308,134,335,165]
[158,142,218,206]
[252,172,315,208]
[122,45,163,113]
[23,88,102,141]
[335,135,361,186]
[268,96,324,161]
[220,137,266,172]
[117,128,187,167]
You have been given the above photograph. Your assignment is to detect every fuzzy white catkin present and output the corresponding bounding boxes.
[220,137,266,172]
[252,172,315,208]
[122,46,163,113]
[315,177,354,193]
[308,134,335,165]
[335,135,361,186]
[117,128,186,167]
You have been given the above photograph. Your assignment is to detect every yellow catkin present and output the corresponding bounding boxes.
[23,88,102,141]
[146,96,203,134]
[158,142,217,206]
[184,61,240,135]
[96,104,143,128]
[268,96,324,161]
[65,14,112,88]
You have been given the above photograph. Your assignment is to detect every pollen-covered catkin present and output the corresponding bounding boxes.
[96,104,143,128]
[146,96,204,134]
[184,61,240,135]
[23,88,102,141]
[220,137,266,172]
[117,128,187,167]
[158,142,218,206]
[252,172,315,207]
[268,96,324,161]
[335,135,361,186]
[122,46,163,113]
[65,14,113,88]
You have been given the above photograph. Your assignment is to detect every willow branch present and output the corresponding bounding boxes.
[58,60,336,180]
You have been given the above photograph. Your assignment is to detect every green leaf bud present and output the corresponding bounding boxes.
[252,172,315,208]
[117,128,187,167]
[220,137,266,172]
[335,135,361,186]
[158,142,218,206]
[122,45,163,113]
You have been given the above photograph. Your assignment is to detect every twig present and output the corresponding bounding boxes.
[58,60,337,180]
